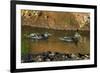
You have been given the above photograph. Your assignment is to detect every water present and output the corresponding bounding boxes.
[21,26,90,56]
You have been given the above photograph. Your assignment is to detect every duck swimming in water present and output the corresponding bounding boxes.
[59,30,81,43]
[27,32,51,40]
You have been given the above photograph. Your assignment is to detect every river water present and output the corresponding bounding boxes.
[21,26,90,56]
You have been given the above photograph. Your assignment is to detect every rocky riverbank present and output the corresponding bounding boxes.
[21,10,90,31]
[21,51,90,63]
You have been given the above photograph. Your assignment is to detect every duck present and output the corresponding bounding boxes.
[27,32,51,40]
[59,32,81,43]
[59,36,74,42]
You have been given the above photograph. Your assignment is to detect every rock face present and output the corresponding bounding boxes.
[21,10,90,30]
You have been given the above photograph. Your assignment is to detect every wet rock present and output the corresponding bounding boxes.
[21,52,90,63]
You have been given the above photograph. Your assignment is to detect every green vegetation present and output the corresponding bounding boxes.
[21,38,30,55]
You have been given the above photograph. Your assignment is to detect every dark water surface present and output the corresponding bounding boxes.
[21,26,90,56]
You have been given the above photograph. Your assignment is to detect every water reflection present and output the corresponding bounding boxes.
[21,26,90,62]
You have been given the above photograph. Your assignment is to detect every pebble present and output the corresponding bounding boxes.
[21,52,90,63]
